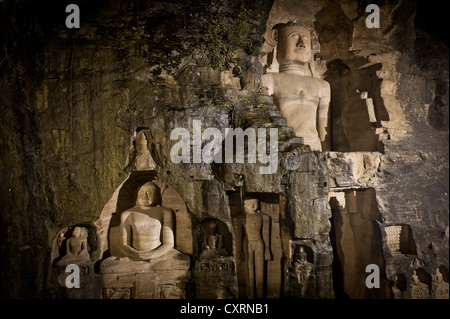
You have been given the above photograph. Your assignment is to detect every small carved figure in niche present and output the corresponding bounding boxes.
[233,197,272,299]
[392,275,403,299]
[411,270,420,285]
[410,270,429,298]
[135,131,157,171]
[103,181,189,272]
[290,246,313,297]
[262,21,330,151]
[56,231,66,255]
[432,268,449,298]
[200,263,210,273]
[433,268,443,283]
[58,226,90,265]
[410,257,425,268]
[200,221,228,258]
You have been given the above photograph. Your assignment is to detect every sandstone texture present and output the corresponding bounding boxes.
[0,0,448,299]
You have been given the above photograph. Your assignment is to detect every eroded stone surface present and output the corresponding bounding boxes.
[0,0,447,299]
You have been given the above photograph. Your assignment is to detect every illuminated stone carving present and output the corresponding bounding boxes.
[262,21,330,151]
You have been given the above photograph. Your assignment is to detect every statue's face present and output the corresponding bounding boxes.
[73,227,81,237]
[137,183,157,207]
[207,236,216,249]
[276,26,312,65]
[244,199,259,214]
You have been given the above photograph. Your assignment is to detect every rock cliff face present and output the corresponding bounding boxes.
[0,0,448,299]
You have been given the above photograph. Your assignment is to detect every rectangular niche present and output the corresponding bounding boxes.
[328,188,389,298]
[228,192,287,299]
[385,224,417,255]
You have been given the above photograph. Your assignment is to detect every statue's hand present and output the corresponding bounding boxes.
[264,249,272,261]
[136,250,157,261]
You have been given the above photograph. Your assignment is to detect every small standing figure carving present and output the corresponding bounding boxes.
[233,197,272,299]
[291,246,313,297]
[135,131,157,171]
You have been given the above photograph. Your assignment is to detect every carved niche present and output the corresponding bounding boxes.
[391,273,407,299]
[193,219,237,299]
[385,225,402,253]
[431,266,449,299]
[287,245,314,297]
[385,225,417,255]
[51,225,97,298]
[52,129,193,299]
[229,192,287,299]
[99,172,192,299]
[52,226,91,267]
[410,269,430,299]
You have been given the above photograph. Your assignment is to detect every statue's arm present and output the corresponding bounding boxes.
[65,238,72,255]
[261,74,274,96]
[80,238,88,254]
[217,234,224,249]
[262,213,272,260]
[232,216,244,260]
[317,82,331,143]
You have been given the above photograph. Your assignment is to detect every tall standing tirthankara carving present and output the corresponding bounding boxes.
[262,21,330,151]
[233,197,272,299]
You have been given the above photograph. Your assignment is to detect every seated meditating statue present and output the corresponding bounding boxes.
[101,181,189,273]
[57,226,90,266]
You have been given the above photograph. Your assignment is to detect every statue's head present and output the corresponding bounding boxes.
[243,196,259,214]
[272,20,319,69]
[207,220,218,234]
[207,235,217,249]
[72,227,81,237]
[136,181,161,207]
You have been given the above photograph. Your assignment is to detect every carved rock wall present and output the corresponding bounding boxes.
[0,0,448,299]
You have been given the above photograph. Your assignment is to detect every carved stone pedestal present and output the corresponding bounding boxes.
[101,270,190,299]
[99,251,191,299]
[193,256,237,299]
[431,282,449,299]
